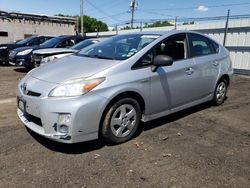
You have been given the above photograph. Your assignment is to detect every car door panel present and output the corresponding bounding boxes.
[188,33,220,98]
[149,58,196,115]
[192,54,220,97]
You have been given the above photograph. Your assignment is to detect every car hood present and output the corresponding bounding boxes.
[30,55,120,83]
[33,48,77,55]
[0,43,21,50]
[13,46,40,52]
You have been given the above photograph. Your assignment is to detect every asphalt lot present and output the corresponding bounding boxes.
[0,66,249,188]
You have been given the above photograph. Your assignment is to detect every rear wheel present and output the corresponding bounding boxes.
[101,98,141,144]
[213,79,228,105]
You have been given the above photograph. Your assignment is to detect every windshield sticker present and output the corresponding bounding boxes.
[141,35,160,39]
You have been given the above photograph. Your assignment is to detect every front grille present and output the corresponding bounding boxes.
[9,51,17,58]
[24,113,43,127]
[27,90,41,97]
[32,54,43,62]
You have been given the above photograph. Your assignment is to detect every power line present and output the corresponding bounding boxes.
[109,13,250,26]
[98,11,129,20]
[85,0,121,22]
[140,2,250,11]
[137,9,179,18]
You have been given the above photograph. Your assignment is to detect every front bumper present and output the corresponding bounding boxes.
[0,49,9,62]
[17,79,108,144]
[9,55,33,67]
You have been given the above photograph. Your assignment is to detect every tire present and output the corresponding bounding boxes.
[213,79,228,105]
[101,98,141,144]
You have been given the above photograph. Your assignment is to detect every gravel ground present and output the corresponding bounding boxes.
[0,67,249,188]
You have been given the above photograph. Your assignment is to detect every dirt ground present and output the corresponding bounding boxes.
[0,66,249,188]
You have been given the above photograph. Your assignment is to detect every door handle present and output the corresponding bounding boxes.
[212,61,219,66]
[185,67,195,75]
[140,78,150,83]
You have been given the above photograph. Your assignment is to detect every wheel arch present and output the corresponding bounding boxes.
[218,74,230,86]
[98,91,145,138]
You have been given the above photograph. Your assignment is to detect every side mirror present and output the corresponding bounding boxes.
[27,42,32,46]
[152,55,173,72]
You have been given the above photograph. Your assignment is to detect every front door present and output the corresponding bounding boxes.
[149,34,200,115]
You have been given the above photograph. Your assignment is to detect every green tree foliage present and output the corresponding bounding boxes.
[55,14,108,33]
[144,21,173,28]
[183,21,195,25]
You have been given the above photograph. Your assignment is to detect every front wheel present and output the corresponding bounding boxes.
[213,79,228,105]
[101,98,141,144]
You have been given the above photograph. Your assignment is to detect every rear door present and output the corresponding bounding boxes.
[188,33,220,97]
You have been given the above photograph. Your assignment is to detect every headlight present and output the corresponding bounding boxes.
[49,77,105,97]
[0,46,7,50]
[41,56,56,64]
[17,49,32,56]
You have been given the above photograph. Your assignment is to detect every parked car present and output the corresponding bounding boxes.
[17,31,233,144]
[9,35,85,68]
[0,36,53,65]
[32,38,102,67]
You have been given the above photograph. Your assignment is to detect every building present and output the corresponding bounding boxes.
[0,10,76,44]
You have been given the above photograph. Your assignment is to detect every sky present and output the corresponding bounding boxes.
[1,0,250,27]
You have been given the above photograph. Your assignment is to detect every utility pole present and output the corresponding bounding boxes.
[130,0,137,29]
[174,16,177,30]
[223,9,230,46]
[80,0,84,36]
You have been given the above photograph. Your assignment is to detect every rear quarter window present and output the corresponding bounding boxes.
[189,33,216,57]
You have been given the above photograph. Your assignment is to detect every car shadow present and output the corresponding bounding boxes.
[140,101,213,132]
[27,101,214,154]
[26,128,105,154]
[14,67,30,73]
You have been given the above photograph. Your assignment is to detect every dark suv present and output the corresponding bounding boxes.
[9,35,85,68]
[0,36,53,65]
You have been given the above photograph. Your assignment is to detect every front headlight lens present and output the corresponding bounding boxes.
[49,77,105,97]
[41,56,57,64]
[0,46,7,50]
[17,49,32,56]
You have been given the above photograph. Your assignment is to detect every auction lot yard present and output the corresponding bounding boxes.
[0,67,249,188]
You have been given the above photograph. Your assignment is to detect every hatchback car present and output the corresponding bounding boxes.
[0,35,53,65]
[31,38,102,67]
[17,30,233,144]
[9,35,84,69]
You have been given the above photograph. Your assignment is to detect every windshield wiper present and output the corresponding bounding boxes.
[90,54,115,60]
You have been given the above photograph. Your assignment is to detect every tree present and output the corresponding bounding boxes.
[144,21,173,28]
[183,21,195,25]
[55,14,108,33]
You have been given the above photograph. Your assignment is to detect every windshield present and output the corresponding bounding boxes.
[71,39,98,50]
[16,37,35,45]
[77,34,159,60]
[40,37,64,48]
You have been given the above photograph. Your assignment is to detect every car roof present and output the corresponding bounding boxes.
[118,30,208,37]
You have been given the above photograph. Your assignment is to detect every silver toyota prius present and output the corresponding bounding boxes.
[17,30,233,144]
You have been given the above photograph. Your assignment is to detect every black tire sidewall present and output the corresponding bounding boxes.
[102,98,141,144]
[213,79,228,105]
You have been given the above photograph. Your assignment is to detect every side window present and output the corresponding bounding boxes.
[30,38,40,45]
[211,40,219,53]
[133,34,187,69]
[155,34,187,61]
[189,34,215,57]
[38,37,46,45]
[58,39,75,48]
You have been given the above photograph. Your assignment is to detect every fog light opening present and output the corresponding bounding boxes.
[59,124,69,134]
